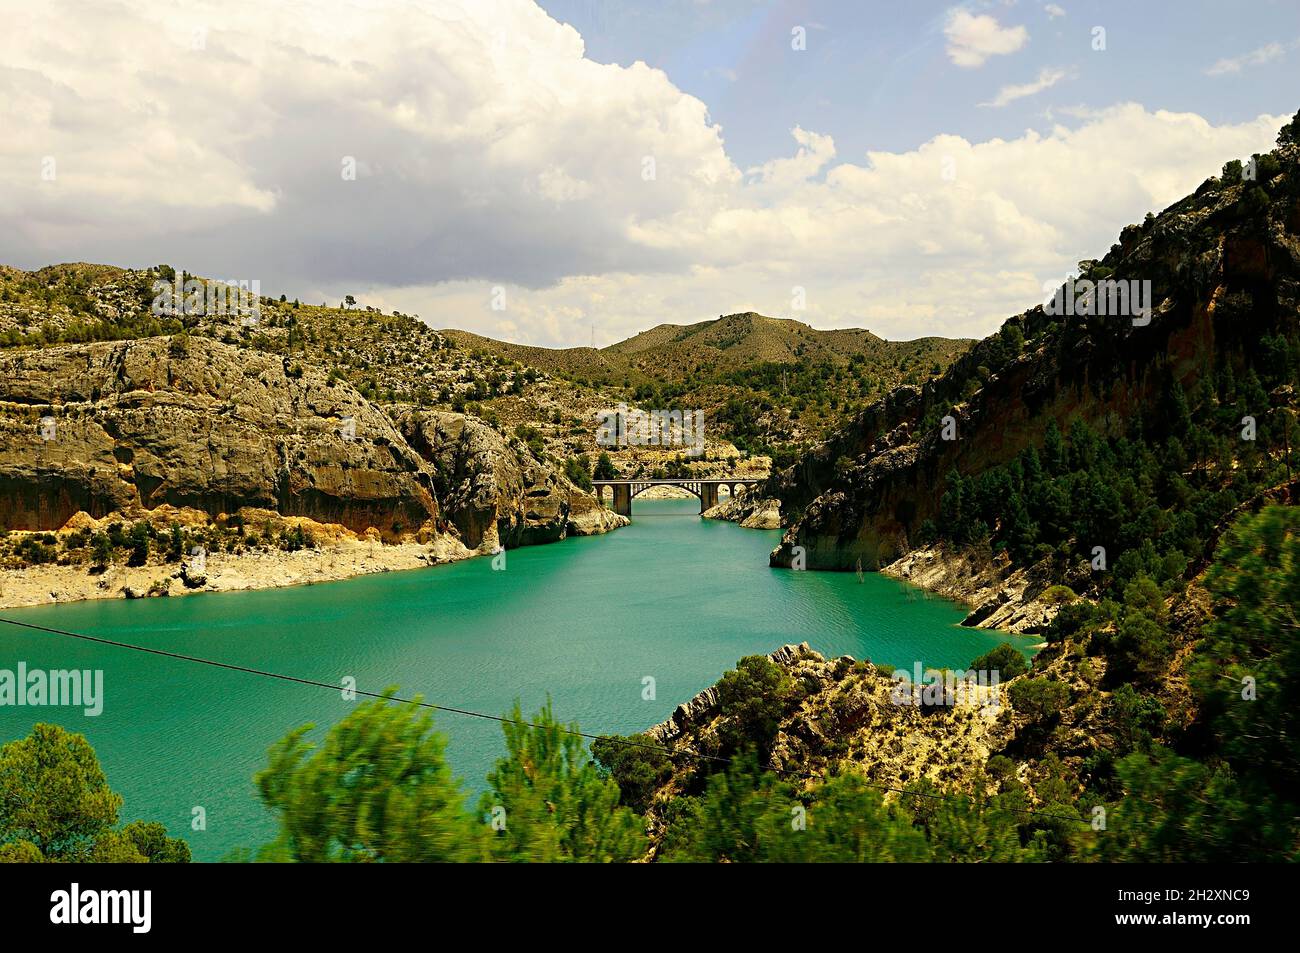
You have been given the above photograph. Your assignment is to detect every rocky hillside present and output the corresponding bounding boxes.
[0,266,777,480]
[396,409,625,551]
[621,640,1112,858]
[0,336,439,537]
[771,129,1300,575]
[0,332,631,546]
[451,311,965,386]
[0,265,970,484]
[606,312,964,376]
[447,312,971,457]
[646,643,1015,792]
[639,118,1300,866]
[0,334,630,605]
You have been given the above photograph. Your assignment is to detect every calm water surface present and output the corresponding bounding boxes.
[0,499,1033,860]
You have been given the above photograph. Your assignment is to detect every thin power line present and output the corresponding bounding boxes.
[0,616,694,760]
[0,615,1092,827]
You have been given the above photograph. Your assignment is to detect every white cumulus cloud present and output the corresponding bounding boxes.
[394,106,1288,344]
[943,9,1029,68]
[745,126,837,189]
[0,2,1288,347]
[0,0,738,288]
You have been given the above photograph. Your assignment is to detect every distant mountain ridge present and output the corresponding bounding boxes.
[0,265,970,457]
[445,312,971,456]
[445,311,969,387]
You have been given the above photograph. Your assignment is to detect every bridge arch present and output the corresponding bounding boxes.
[592,477,763,517]
[630,481,701,502]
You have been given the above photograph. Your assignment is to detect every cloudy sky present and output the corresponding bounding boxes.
[2,0,1297,345]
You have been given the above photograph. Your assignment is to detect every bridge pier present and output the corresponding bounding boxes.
[613,483,632,517]
[700,482,718,513]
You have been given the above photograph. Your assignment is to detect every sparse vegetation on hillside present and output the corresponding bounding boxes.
[0,268,966,489]
[0,513,315,573]
[448,313,970,460]
[752,113,1300,864]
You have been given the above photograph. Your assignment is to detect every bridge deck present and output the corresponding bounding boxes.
[591,477,764,485]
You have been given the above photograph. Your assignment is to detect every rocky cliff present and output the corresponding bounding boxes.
[397,409,627,551]
[701,492,782,529]
[771,138,1300,571]
[0,336,626,560]
[0,336,440,537]
[883,545,1086,634]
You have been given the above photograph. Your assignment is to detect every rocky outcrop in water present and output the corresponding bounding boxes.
[640,641,1037,846]
[702,493,782,529]
[883,545,1085,634]
[646,642,815,746]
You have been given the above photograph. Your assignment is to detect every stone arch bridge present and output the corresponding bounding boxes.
[592,477,764,517]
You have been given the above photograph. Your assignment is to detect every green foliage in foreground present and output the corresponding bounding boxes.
[1065,505,1300,862]
[253,689,484,862]
[249,693,642,863]
[590,733,671,814]
[238,657,1087,863]
[714,654,796,758]
[0,723,190,863]
[656,759,939,862]
[479,700,644,862]
[969,642,1029,680]
[246,696,1077,863]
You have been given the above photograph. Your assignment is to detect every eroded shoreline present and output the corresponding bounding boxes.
[0,535,478,610]
[0,502,629,610]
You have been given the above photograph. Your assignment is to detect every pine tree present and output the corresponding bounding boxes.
[1042,419,1066,476]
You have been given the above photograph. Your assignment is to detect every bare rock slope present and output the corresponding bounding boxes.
[398,409,626,552]
[0,336,439,536]
[0,336,625,557]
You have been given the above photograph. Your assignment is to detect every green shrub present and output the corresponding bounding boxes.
[969,642,1030,680]
[1007,678,1070,720]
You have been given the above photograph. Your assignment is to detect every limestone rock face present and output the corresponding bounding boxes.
[646,642,817,746]
[565,490,630,537]
[397,410,626,552]
[883,545,1082,634]
[0,337,439,536]
[645,641,1018,807]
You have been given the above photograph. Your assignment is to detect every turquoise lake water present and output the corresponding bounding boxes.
[0,498,1033,860]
